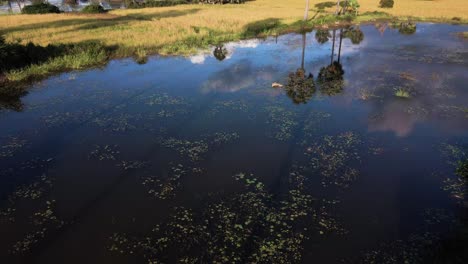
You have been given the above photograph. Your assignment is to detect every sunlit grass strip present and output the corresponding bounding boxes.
[6,46,108,82]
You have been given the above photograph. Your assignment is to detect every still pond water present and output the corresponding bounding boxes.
[1,23,468,263]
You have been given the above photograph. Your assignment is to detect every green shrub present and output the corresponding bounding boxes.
[127,0,188,8]
[81,4,106,14]
[379,0,394,8]
[22,3,60,14]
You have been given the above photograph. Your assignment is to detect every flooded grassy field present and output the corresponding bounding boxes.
[0,23,467,263]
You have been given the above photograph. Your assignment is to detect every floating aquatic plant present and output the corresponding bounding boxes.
[117,160,149,171]
[0,136,28,158]
[264,106,298,141]
[160,132,240,162]
[208,100,249,116]
[439,143,467,201]
[394,88,411,98]
[305,132,362,188]
[301,111,332,144]
[142,164,195,200]
[88,144,120,161]
[0,173,64,254]
[109,170,345,263]
[93,113,141,133]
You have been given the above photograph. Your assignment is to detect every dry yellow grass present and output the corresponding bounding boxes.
[0,0,467,55]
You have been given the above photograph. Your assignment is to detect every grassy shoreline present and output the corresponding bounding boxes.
[1,0,468,87]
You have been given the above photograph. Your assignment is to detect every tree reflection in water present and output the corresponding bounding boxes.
[213,45,229,61]
[284,33,316,104]
[317,29,345,96]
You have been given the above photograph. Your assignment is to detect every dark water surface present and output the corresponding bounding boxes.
[1,23,468,263]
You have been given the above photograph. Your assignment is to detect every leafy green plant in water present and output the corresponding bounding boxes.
[440,143,467,201]
[93,113,141,133]
[456,159,468,179]
[88,145,120,161]
[141,164,200,200]
[109,170,332,263]
[394,88,411,98]
[0,136,27,158]
[160,132,240,162]
[264,106,298,141]
[208,100,249,117]
[301,111,332,144]
[0,173,64,254]
[305,131,361,188]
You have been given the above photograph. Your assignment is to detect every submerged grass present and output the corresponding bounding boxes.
[0,0,467,84]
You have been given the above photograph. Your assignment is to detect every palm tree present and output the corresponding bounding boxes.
[335,0,341,15]
[304,0,310,21]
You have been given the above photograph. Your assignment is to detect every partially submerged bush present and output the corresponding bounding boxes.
[379,0,394,8]
[81,4,106,14]
[22,3,60,14]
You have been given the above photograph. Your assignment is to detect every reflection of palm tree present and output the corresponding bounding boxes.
[343,26,364,44]
[286,69,315,104]
[315,29,331,44]
[285,33,316,104]
[213,45,228,61]
[317,30,345,96]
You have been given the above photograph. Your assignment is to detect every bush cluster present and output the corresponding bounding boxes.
[126,0,188,8]
[379,0,394,8]
[22,3,60,14]
[81,4,107,14]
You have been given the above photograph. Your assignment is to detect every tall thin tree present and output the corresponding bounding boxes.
[304,0,310,21]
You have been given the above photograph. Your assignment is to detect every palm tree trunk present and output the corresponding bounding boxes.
[304,0,310,21]
[337,29,343,63]
[301,33,306,70]
[331,29,336,65]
